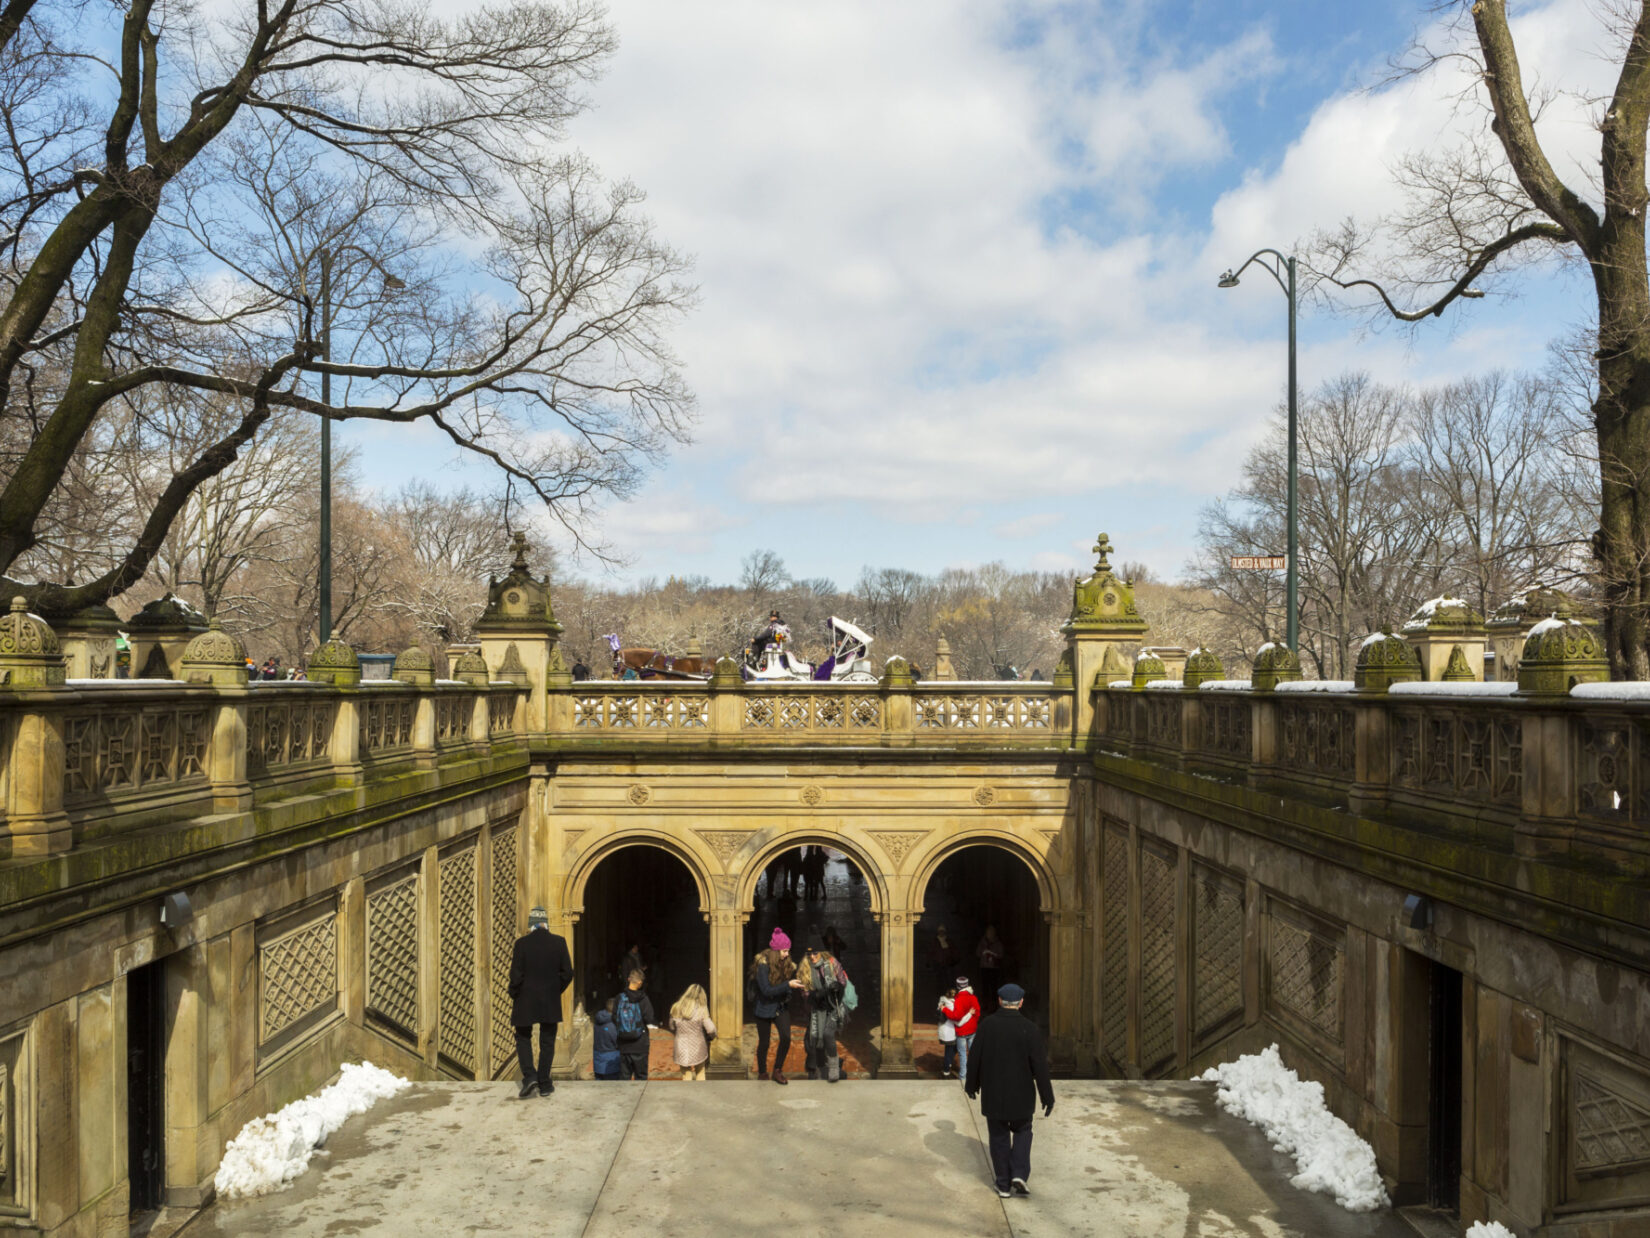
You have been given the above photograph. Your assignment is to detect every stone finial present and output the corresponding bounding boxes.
[475,531,563,638]
[1130,647,1167,689]
[1442,645,1476,682]
[933,636,957,682]
[0,595,67,688]
[1354,628,1421,692]
[1517,618,1609,695]
[307,637,362,686]
[1182,647,1225,688]
[126,592,209,632]
[710,654,743,688]
[391,645,436,687]
[881,655,915,689]
[1092,532,1113,572]
[451,649,489,686]
[1250,643,1303,691]
[178,618,249,686]
[1050,649,1074,689]
[1487,587,1581,682]
[1063,530,1149,638]
[685,635,704,661]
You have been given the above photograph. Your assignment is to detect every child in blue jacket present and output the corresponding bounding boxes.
[592,1000,621,1079]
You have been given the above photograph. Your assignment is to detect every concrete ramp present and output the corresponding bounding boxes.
[188,1080,1415,1238]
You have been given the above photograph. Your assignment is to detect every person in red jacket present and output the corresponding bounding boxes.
[950,975,981,1082]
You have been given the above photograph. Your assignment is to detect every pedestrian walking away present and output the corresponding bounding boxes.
[950,975,980,1082]
[976,925,1006,1011]
[928,925,960,996]
[591,999,621,1080]
[615,970,655,1080]
[965,983,1054,1199]
[669,984,717,1081]
[937,986,959,1078]
[508,906,574,1099]
[750,929,797,1084]
[795,934,846,1081]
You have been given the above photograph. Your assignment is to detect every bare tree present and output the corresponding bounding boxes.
[1309,1,1649,674]
[0,0,694,616]
[379,482,518,644]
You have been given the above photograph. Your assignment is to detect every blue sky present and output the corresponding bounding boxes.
[347,0,1602,588]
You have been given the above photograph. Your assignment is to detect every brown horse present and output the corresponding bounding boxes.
[611,647,712,679]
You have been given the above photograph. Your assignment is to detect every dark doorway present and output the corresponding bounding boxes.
[917,846,1046,1060]
[1428,960,1464,1213]
[744,846,881,1077]
[576,847,707,1027]
[126,960,166,1214]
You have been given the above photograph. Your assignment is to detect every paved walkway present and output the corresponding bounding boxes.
[188,1080,1417,1238]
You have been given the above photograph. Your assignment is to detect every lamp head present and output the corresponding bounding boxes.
[382,273,407,292]
[1460,287,1484,299]
[1218,271,1240,288]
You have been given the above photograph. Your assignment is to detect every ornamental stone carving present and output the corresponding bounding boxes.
[696,829,753,866]
[881,656,915,689]
[476,532,563,637]
[391,646,436,687]
[627,784,651,806]
[973,786,997,807]
[1518,619,1609,695]
[1182,646,1224,688]
[0,596,66,688]
[307,638,361,686]
[1063,532,1148,638]
[1354,629,1421,692]
[179,619,248,686]
[870,830,926,866]
[1130,649,1167,689]
[800,785,824,807]
[452,649,489,686]
[1251,643,1303,691]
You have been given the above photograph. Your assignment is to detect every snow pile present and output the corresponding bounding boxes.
[1144,679,1184,690]
[1358,630,1397,651]
[1526,616,1582,639]
[1276,680,1355,693]
[1464,1224,1516,1238]
[1402,596,1469,631]
[1199,680,1253,692]
[1390,681,1518,697]
[1572,681,1650,701]
[214,1062,409,1199]
[1199,1045,1389,1213]
[1108,679,1133,689]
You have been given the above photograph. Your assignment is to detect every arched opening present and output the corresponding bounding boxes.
[914,843,1048,1075]
[743,844,882,1078]
[574,844,708,1078]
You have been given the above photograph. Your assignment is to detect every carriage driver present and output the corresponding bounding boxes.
[751,611,786,661]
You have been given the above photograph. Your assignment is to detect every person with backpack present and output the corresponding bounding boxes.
[950,975,981,1083]
[592,999,621,1080]
[507,905,573,1099]
[669,984,717,1081]
[794,934,846,1082]
[614,969,654,1080]
[749,929,797,1084]
[937,986,959,1079]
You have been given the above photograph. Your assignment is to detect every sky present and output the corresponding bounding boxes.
[346,0,1608,589]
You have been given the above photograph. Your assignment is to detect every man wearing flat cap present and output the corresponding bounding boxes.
[509,905,573,1099]
[965,982,1054,1199]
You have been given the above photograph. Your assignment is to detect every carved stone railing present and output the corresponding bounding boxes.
[1091,682,1650,871]
[554,680,1071,748]
[0,675,528,857]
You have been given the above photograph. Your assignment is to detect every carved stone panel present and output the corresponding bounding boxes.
[490,827,519,1074]
[1560,1034,1650,1210]
[870,830,926,868]
[258,908,338,1050]
[1264,895,1344,1058]
[366,871,420,1041]
[1192,862,1244,1048]
[1139,841,1177,1074]
[696,829,753,869]
[1100,825,1129,1063]
[439,846,479,1075]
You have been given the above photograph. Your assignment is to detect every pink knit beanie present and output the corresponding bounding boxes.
[770,927,791,951]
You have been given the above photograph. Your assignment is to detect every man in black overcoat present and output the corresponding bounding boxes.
[509,905,573,1098]
[965,982,1055,1198]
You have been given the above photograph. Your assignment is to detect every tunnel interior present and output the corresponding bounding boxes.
[576,845,708,1021]
[916,845,1047,1027]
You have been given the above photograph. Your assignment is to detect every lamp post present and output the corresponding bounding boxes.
[315,247,404,645]
[1219,249,1299,652]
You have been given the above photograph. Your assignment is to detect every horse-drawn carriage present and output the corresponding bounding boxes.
[598,616,876,683]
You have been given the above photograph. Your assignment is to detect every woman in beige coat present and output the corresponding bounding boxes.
[669,984,717,1080]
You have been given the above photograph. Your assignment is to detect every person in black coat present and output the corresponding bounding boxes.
[509,906,573,1098]
[965,983,1054,1199]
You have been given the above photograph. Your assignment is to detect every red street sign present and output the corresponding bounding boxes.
[1230,555,1287,570]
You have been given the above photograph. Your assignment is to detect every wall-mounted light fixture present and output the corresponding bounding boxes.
[1402,893,1434,932]
[161,890,194,928]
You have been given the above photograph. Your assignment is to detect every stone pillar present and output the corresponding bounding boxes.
[309,639,362,787]
[882,657,914,744]
[877,908,918,1077]
[179,622,252,812]
[164,941,214,1205]
[126,594,208,680]
[1,597,71,855]
[932,637,956,681]
[1061,533,1148,742]
[473,532,564,740]
[1515,620,1608,859]
[1044,908,1082,1067]
[53,602,122,679]
[1401,597,1487,682]
[1486,587,1577,682]
[706,909,748,1077]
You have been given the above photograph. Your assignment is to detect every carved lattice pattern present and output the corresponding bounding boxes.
[1201,698,1251,759]
[259,914,337,1044]
[248,700,335,775]
[359,696,414,754]
[366,874,420,1038]
[1268,911,1342,1043]
[490,827,519,1073]
[1193,868,1244,1043]
[1572,1069,1650,1171]
[1139,845,1177,1071]
[913,694,1053,732]
[1143,695,1181,746]
[435,695,475,742]
[778,697,810,729]
[1390,707,1521,807]
[1104,693,1134,741]
[1100,827,1129,1061]
[850,696,881,728]
[61,706,212,800]
[488,693,516,734]
[743,698,775,728]
[439,847,479,1073]
[1278,702,1355,778]
[1579,719,1632,820]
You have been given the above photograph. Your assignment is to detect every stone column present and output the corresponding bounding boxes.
[882,657,914,745]
[473,532,564,740]
[706,909,748,1076]
[308,639,362,788]
[163,942,214,1206]
[1061,533,1148,742]
[392,649,438,771]
[125,594,208,680]
[53,602,122,680]
[178,621,252,812]
[0,597,70,855]
[877,908,918,1077]
[1044,908,1082,1068]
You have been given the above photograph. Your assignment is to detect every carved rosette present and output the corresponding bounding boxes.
[800,784,824,807]
[627,784,651,806]
[973,786,997,807]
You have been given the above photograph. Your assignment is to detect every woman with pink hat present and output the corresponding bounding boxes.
[748,927,798,1084]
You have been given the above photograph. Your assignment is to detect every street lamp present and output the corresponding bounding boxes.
[316,247,405,645]
[1218,248,1299,652]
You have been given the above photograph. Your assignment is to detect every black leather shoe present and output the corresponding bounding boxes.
[517,1079,537,1099]
[539,1079,554,1096]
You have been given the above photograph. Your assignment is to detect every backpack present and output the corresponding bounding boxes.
[841,976,859,1013]
[616,991,645,1040]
